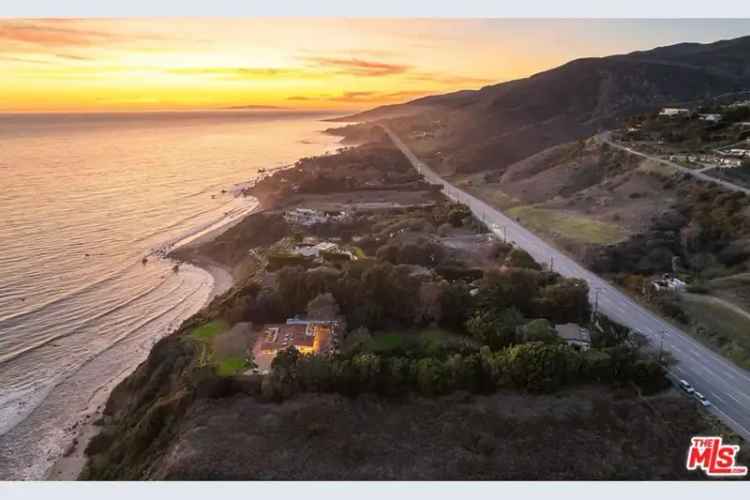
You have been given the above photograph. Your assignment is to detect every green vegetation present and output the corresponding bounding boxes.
[189,320,229,342]
[680,294,750,370]
[351,246,366,259]
[345,328,475,357]
[636,159,679,178]
[263,335,667,400]
[508,205,628,245]
[188,320,253,376]
[216,356,250,377]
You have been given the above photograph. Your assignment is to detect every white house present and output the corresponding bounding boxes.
[651,274,687,292]
[284,208,347,226]
[699,113,723,122]
[659,108,690,117]
[293,241,338,258]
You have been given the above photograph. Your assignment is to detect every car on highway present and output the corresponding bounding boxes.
[678,379,695,394]
[694,392,712,407]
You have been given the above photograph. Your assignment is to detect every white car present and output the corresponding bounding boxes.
[694,392,712,407]
[678,379,695,394]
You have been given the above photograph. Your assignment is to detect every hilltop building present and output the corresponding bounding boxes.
[699,113,722,122]
[659,107,690,117]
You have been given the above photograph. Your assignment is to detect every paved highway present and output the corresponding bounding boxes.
[385,126,750,441]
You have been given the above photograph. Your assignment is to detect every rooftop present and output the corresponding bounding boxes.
[555,323,591,344]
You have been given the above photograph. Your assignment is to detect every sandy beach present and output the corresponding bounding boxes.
[44,198,260,480]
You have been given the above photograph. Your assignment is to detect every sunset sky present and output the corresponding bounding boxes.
[2,18,750,112]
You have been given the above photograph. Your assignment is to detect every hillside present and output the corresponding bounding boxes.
[75,136,746,481]
[340,35,750,175]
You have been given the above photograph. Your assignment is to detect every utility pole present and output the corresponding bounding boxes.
[549,256,554,272]
[658,330,667,363]
[591,287,603,321]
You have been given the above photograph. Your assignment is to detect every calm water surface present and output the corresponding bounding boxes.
[0,110,339,479]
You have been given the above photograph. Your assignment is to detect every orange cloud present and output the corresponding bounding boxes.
[0,20,118,48]
[168,66,307,79]
[305,56,411,77]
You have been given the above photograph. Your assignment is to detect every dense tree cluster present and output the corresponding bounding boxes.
[588,183,750,279]
[262,339,667,400]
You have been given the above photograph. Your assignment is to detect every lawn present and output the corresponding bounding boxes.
[216,356,249,377]
[188,320,238,373]
[369,333,405,353]
[507,205,628,245]
[680,293,750,370]
[189,320,229,342]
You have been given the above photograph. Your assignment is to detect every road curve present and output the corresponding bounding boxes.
[599,133,750,196]
[384,126,750,441]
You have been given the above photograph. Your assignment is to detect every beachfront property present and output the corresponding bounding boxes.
[659,107,690,117]
[554,323,592,351]
[257,318,337,357]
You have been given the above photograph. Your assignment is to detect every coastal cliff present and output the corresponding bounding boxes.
[76,132,746,480]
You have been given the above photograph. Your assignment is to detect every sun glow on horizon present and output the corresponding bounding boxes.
[2,18,750,112]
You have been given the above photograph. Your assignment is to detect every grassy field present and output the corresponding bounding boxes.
[188,320,251,375]
[460,183,520,210]
[189,320,229,342]
[216,356,250,377]
[680,293,750,370]
[637,158,680,178]
[707,273,750,311]
[507,205,628,245]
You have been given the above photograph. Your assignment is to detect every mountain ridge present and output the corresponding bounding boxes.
[338,35,750,174]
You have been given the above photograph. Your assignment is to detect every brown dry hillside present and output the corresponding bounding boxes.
[146,388,732,480]
[344,36,750,176]
[455,139,678,249]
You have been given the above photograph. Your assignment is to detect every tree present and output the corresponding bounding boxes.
[416,280,445,325]
[465,307,524,349]
[352,353,382,392]
[534,278,590,323]
[269,346,301,399]
[439,281,473,331]
[245,349,259,373]
[447,203,471,227]
[415,357,447,395]
[506,343,578,392]
[506,248,541,270]
[521,319,559,344]
[306,292,340,321]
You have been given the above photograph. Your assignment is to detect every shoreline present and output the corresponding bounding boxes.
[44,197,263,481]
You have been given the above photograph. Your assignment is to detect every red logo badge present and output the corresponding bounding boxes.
[687,436,747,477]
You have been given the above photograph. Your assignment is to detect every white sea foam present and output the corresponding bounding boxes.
[0,110,341,479]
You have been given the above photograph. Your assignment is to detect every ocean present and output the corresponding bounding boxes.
[0,110,339,479]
